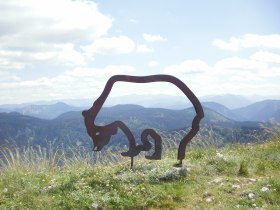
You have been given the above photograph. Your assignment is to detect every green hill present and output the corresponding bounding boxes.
[0,135,279,209]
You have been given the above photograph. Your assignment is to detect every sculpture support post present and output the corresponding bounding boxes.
[131,157,134,168]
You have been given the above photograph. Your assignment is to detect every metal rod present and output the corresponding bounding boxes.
[131,157,134,168]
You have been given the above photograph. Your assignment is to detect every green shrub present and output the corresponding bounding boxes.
[238,160,249,176]
[255,161,266,175]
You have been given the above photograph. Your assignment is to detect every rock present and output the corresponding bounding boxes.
[248,193,255,199]
[203,192,212,198]
[232,185,241,189]
[205,198,213,203]
[216,152,228,160]
[159,172,179,181]
[179,167,191,176]
[260,187,269,192]
[249,178,257,183]
[216,152,224,158]
[266,184,272,188]
[208,177,223,184]
[91,203,98,209]
[160,167,190,181]
[173,167,191,172]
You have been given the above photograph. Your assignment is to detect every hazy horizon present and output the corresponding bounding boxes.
[1,93,280,108]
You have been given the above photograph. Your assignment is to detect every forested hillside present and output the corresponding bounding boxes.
[0,104,269,149]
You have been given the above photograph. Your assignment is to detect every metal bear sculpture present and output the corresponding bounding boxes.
[82,75,204,167]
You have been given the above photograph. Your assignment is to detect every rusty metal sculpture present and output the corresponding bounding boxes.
[82,75,204,167]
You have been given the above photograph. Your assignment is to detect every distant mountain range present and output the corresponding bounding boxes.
[0,101,275,149]
[1,94,279,149]
[1,93,275,112]
[103,94,254,109]
[0,102,83,120]
[97,93,279,109]
[232,100,280,122]
[1,97,279,122]
[200,94,252,109]
[203,100,280,122]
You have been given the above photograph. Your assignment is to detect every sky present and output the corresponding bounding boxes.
[0,0,280,104]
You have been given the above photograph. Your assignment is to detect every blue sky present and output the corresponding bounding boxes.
[0,0,280,103]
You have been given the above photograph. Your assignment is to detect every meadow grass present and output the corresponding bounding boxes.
[0,135,279,209]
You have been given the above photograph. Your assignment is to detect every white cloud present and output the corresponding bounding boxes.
[0,0,112,40]
[136,44,154,53]
[0,65,136,103]
[229,72,262,82]
[250,51,280,63]
[213,38,240,51]
[82,36,135,56]
[242,34,280,49]
[0,0,113,70]
[213,34,280,51]
[28,43,86,66]
[65,65,135,78]
[164,59,210,75]
[163,60,217,96]
[211,34,280,95]
[0,1,142,103]
[0,70,20,83]
[0,50,29,72]
[143,33,167,42]
[162,53,280,97]
[214,56,267,71]
[148,61,160,68]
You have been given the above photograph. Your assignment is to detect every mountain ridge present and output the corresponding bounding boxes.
[232,99,280,122]
[1,98,280,123]
[2,93,277,112]
[0,104,266,149]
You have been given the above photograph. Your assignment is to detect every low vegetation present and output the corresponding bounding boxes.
[0,134,279,209]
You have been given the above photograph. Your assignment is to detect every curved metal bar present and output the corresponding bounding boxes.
[82,75,204,166]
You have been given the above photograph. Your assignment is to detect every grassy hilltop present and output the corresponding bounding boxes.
[0,135,279,209]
